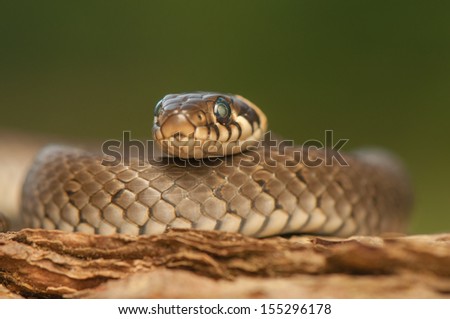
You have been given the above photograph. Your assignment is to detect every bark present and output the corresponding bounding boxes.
[0,229,449,298]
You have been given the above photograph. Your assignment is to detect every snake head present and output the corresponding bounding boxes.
[152,92,268,158]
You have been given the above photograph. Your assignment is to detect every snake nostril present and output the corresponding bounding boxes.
[192,111,207,125]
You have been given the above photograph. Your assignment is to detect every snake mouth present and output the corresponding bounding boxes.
[173,132,193,141]
[154,123,261,159]
[155,127,230,158]
[167,133,198,147]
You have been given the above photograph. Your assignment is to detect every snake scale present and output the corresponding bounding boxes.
[0,93,413,237]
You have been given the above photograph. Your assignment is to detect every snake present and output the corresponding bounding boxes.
[0,92,413,237]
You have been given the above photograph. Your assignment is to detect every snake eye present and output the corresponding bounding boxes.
[214,97,231,125]
[154,100,163,117]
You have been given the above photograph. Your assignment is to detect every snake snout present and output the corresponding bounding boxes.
[160,114,195,139]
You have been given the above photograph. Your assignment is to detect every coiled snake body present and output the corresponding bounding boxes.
[0,93,413,237]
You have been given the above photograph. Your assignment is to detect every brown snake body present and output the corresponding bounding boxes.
[0,93,413,237]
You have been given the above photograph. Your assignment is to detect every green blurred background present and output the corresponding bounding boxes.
[1,1,449,233]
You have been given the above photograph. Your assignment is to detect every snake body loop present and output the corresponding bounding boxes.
[4,93,413,237]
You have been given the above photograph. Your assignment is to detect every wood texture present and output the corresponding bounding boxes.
[1,229,449,298]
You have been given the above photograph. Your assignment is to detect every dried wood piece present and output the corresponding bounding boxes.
[0,229,449,298]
